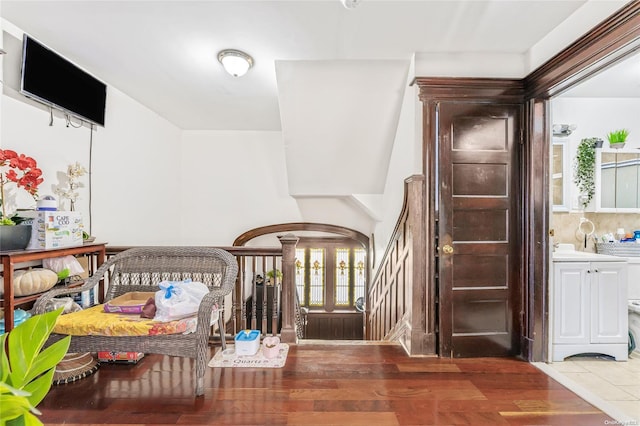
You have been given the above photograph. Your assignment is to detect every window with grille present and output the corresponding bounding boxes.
[294,239,366,311]
[335,248,350,306]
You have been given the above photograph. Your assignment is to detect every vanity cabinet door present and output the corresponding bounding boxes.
[553,262,590,344]
[590,261,628,343]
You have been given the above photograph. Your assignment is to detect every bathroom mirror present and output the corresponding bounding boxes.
[596,148,640,211]
[552,139,570,211]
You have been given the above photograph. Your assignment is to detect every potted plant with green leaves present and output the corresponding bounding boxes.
[1,308,69,426]
[607,129,629,149]
[574,137,597,209]
[266,269,282,286]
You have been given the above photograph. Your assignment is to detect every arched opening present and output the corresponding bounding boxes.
[234,223,370,340]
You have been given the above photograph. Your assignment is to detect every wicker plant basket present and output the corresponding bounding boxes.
[595,242,640,257]
[52,352,99,385]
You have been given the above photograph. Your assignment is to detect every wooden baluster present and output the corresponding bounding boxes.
[270,254,281,336]
[232,255,242,336]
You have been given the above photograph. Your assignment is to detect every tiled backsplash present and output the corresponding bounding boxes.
[552,212,640,253]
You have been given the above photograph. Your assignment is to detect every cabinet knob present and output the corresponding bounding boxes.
[587,270,591,273]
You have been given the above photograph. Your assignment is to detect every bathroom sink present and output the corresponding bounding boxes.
[552,250,626,262]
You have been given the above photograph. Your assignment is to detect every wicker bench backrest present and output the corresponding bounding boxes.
[104,247,236,301]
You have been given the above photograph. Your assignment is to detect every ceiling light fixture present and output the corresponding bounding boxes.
[341,0,362,9]
[217,49,254,77]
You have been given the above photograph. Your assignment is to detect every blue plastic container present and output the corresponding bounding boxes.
[0,309,31,334]
[234,329,260,356]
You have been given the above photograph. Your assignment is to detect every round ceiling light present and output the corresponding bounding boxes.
[217,49,254,77]
[341,0,362,9]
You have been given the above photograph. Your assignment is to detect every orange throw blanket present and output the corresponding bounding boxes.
[54,304,197,336]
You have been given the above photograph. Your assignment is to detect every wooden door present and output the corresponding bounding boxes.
[296,238,366,340]
[438,103,521,357]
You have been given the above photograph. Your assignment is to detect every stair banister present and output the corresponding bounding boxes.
[278,233,300,343]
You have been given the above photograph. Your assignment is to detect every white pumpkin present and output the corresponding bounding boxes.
[11,268,59,297]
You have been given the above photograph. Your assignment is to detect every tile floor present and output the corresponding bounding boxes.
[533,351,640,425]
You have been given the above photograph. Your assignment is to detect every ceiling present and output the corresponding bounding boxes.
[0,1,633,235]
[1,0,631,131]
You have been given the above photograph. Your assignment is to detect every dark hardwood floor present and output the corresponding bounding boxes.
[39,342,613,425]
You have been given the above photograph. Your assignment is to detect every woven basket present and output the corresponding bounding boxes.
[595,242,640,257]
[53,352,99,385]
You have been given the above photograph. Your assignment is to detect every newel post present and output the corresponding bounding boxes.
[278,233,299,343]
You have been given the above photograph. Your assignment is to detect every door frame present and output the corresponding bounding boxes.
[523,2,640,362]
[416,81,525,358]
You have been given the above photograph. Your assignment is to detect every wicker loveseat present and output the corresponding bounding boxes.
[32,246,238,396]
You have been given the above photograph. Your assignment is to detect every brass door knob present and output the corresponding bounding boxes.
[442,244,454,254]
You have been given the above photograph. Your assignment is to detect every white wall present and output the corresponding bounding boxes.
[1,96,95,212]
[372,57,422,269]
[0,6,3,143]
[1,84,184,244]
[552,98,640,151]
[179,130,302,245]
[2,86,311,246]
[89,87,183,245]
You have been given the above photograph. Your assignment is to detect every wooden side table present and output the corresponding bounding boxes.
[1,242,106,332]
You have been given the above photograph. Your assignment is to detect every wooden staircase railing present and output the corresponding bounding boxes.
[367,175,436,355]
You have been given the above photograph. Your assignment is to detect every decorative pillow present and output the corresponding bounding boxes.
[10,268,58,297]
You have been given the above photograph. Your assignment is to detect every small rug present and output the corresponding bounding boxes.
[208,343,289,368]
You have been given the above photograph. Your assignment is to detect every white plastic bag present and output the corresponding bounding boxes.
[44,297,83,314]
[154,279,209,322]
[42,255,85,276]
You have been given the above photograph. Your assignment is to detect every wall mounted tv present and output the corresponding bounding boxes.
[20,34,107,127]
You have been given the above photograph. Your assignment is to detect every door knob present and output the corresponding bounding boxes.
[442,244,454,254]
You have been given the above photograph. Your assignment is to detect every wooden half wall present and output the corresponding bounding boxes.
[368,175,435,355]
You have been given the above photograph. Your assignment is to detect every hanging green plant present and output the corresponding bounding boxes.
[573,138,597,209]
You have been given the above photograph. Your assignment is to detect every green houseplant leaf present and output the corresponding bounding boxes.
[0,308,70,426]
[266,269,282,279]
[266,269,282,285]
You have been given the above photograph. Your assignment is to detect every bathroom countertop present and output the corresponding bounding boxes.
[552,250,628,262]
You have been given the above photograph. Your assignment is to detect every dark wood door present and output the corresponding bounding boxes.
[438,103,521,357]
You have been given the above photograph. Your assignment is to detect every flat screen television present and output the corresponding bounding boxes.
[20,35,107,127]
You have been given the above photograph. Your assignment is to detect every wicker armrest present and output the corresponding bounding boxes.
[32,254,118,315]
